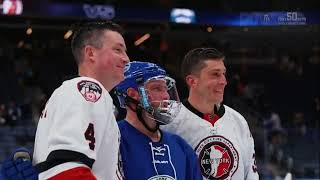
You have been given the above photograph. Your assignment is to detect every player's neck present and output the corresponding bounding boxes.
[138,116,161,142]
[126,110,161,142]
[78,66,113,91]
[188,94,216,114]
[132,122,161,142]
[143,128,161,142]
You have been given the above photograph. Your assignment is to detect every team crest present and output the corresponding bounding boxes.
[195,136,239,180]
[124,63,131,73]
[77,80,102,103]
[148,175,175,180]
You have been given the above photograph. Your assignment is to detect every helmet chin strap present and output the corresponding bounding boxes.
[136,106,159,133]
[125,95,160,133]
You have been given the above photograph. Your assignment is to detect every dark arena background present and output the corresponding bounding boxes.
[0,0,319,179]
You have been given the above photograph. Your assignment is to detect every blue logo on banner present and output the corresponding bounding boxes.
[83,4,115,19]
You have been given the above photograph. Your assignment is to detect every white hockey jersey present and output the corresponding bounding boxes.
[33,77,122,180]
[161,102,259,180]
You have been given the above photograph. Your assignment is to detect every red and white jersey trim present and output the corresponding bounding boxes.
[39,162,88,179]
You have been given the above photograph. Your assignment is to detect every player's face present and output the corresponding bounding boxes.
[145,79,170,107]
[193,59,227,104]
[142,80,170,128]
[95,30,129,86]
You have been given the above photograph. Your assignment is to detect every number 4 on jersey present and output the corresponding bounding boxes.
[85,123,96,150]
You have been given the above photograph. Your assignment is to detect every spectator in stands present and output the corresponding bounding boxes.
[262,103,283,136]
[313,96,320,129]
[0,103,7,125]
[292,112,307,137]
[0,104,8,125]
[7,101,22,126]
[266,128,292,180]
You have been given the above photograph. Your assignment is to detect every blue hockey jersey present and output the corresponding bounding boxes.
[118,120,202,180]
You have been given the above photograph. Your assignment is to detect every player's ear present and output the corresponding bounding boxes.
[185,74,197,88]
[84,45,95,63]
[127,88,139,101]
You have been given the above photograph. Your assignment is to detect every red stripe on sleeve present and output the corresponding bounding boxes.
[48,167,97,180]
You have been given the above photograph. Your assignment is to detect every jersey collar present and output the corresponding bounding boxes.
[182,99,225,120]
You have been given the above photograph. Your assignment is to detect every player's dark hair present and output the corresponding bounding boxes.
[71,21,124,64]
[181,48,225,79]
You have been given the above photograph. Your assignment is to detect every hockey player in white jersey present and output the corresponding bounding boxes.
[161,48,259,180]
[32,21,129,180]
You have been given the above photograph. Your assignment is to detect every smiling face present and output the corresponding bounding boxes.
[145,79,170,102]
[125,79,170,131]
[94,30,129,86]
[72,22,130,90]
[188,59,227,105]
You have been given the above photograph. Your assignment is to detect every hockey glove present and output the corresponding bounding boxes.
[1,147,38,180]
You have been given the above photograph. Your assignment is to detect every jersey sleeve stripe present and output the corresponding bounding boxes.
[48,167,97,180]
[35,150,95,173]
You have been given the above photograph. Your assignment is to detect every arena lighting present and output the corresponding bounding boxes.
[170,8,196,24]
[207,26,213,32]
[64,30,73,40]
[26,27,32,35]
[134,33,150,46]
[1,0,23,15]
[17,40,24,48]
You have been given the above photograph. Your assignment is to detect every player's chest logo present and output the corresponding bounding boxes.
[195,135,239,180]
[148,175,175,180]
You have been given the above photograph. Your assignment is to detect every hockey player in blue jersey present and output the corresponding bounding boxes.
[115,61,202,180]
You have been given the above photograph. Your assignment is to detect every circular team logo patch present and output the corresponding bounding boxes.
[148,175,175,180]
[77,80,102,103]
[195,135,239,180]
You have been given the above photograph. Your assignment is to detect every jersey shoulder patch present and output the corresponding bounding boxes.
[77,80,102,103]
